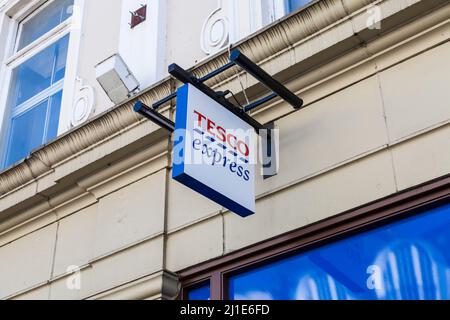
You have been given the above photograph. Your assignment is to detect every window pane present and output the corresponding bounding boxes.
[10,34,69,107]
[46,90,63,140]
[286,0,312,13]
[229,203,450,300]
[18,0,74,50]
[53,35,70,83]
[188,282,211,300]
[5,100,48,167]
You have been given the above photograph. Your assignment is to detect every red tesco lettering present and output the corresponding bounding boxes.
[194,110,250,158]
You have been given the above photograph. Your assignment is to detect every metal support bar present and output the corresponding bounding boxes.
[152,62,235,114]
[198,61,235,83]
[152,92,177,110]
[168,63,267,133]
[134,101,175,132]
[133,52,301,181]
[230,49,303,110]
[261,122,278,179]
[243,93,277,113]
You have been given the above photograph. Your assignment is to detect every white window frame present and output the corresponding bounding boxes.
[228,0,311,44]
[228,0,289,44]
[0,0,85,168]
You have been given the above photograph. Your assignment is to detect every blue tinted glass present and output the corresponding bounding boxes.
[286,0,312,13]
[53,35,69,83]
[229,203,450,300]
[11,46,53,106]
[10,34,69,107]
[46,90,63,140]
[18,0,74,50]
[188,283,211,300]
[5,100,48,167]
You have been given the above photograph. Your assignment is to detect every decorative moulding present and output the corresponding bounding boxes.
[86,271,180,300]
[71,77,96,128]
[200,0,229,55]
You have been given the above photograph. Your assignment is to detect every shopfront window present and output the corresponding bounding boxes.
[228,203,450,300]
[187,282,211,300]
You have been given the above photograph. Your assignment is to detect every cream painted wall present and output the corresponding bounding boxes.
[76,0,123,115]
[166,0,217,69]
[2,35,448,299]
[166,39,450,268]
[119,0,167,89]
[72,0,215,117]
[0,0,449,300]
[71,0,214,120]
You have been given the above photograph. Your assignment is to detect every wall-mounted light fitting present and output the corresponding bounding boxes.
[95,54,140,104]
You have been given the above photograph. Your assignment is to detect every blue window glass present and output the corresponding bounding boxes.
[188,282,211,300]
[10,35,69,107]
[5,91,63,167]
[5,100,48,166]
[285,0,313,13]
[18,0,74,50]
[229,203,450,300]
[47,90,63,140]
[3,33,69,169]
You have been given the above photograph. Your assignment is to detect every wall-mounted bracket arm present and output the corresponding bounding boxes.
[135,50,304,180]
[230,49,303,110]
[134,101,175,132]
[152,92,177,110]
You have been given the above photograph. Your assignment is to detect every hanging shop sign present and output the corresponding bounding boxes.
[173,84,256,217]
[134,49,303,218]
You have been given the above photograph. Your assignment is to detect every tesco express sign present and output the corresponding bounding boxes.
[173,84,256,217]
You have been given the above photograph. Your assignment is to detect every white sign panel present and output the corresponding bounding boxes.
[173,84,256,217]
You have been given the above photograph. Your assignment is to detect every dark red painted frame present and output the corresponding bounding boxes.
[179,173,450,300]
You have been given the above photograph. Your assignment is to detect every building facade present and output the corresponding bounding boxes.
[0,0,449,300]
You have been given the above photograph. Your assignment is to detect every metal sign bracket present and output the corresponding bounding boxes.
[134,49,304,178]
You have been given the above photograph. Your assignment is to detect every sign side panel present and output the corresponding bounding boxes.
[172,84,189,179]
[175,172,255,218]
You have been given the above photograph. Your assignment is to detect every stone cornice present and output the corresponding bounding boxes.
[85,271,179,300]
[0,0,448,212]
